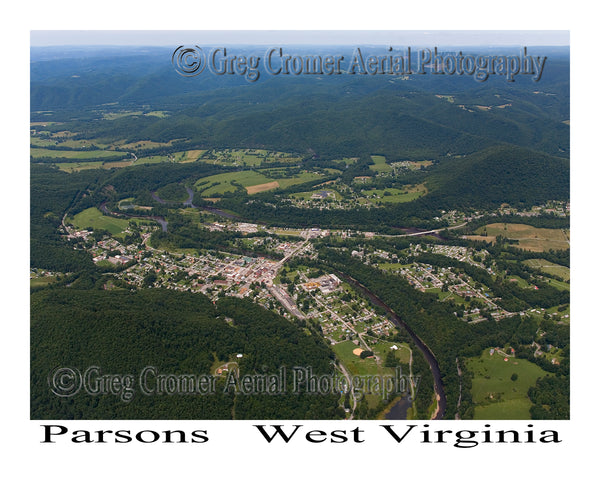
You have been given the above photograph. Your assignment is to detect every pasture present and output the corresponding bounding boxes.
[466,349,551,419]
[523,258,570,281]
[469,223,570,252]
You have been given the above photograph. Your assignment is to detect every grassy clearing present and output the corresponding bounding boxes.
[332,341,382,376]
[371,341,411,364]
[466,349,551,419]
[523,259,570,281]
[30,276,57,287]
[30,137,59,147]
[369,155,393,173]
[69,207,130,236]
[54,160,134,172]
[469,224,570,252]
[359,184,427,203]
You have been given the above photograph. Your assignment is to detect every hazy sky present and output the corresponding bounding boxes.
[30,30,569,46]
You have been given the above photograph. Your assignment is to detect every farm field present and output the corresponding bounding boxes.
[466,349,551,419]
[467,223,570,252]
[195,170,323,196]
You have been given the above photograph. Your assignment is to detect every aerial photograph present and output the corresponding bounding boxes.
[30,30,569,421]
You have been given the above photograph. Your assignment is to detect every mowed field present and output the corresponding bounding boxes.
[331,340,386,377]
[467,223,570,252]
[69,207,130,236]
[466,349,551,419]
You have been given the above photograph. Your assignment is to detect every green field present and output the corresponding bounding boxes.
[369,155,393,173]
[466,349,551,419]
[370,341,411,364]
[470,224,570,252]
[30,137,59,147]
[332,340,395,377]
[359,184,427,203]
[523,259,570,281]
[30,276,57,287]
[195,170,323,196]
[69,207,131,236]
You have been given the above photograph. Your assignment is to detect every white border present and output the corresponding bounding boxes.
[4,0,596,477]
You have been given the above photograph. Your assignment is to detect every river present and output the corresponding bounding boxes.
[384,396,412,420]
[335,272,447,420]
